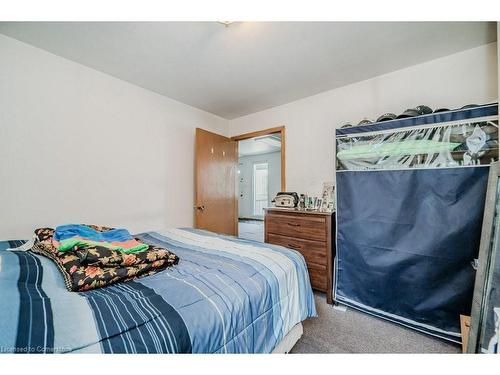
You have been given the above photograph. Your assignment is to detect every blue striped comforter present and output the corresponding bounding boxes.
[0,228,316,353]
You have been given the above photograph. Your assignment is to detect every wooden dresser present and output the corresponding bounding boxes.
[264,208,335,304]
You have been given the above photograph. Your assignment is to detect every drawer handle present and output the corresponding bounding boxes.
[288,243,302,249]
[287,223,300,227]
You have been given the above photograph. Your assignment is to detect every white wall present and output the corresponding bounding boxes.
[238,151,281,219]
[229,43,499,197]
[0,34,228,239]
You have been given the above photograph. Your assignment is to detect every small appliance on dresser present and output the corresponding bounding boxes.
[264,207,335,304]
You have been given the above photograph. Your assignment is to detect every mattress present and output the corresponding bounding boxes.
[0,228,316,354]
[271,323,303,353]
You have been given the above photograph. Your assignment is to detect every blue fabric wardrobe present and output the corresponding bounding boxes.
[334,103,499,342]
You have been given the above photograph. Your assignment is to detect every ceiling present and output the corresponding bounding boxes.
[238,134,281,157]
[0,22,496,119]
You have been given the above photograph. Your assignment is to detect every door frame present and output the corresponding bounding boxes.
[231,126,286,191]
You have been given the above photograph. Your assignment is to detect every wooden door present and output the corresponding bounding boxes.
[195,128,238,236]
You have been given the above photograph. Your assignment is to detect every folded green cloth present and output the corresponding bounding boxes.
[337,140,460,160]
[58,238,149,254]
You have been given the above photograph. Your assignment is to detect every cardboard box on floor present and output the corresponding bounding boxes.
[460,315,471,353]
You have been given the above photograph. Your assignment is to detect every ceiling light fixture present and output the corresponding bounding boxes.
[253,135,281,148]
[217,21,234,27]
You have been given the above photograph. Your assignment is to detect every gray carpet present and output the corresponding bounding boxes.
[291,293,462,353]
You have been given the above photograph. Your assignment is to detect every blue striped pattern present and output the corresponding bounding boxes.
[10,242,55,354]
[86,282,191,353]
[0,228,316,353]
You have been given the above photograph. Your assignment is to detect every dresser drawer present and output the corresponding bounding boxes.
[267,233,327,267]
[264,208,335,304]
[308,267,327,291]
[266,213,326,241]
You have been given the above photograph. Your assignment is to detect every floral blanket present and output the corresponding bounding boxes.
[31,226,179,292]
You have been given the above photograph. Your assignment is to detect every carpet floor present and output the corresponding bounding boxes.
[291,293,462,353]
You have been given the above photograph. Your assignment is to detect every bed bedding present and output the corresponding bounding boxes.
[31,226,179,292]
[0,228,316,353]
[53,224,149,253]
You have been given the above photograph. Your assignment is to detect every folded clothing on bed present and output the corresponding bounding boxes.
[32,225,179,292]
[53,224,149,253]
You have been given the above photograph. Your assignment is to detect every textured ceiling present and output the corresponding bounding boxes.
[0,22,496,119]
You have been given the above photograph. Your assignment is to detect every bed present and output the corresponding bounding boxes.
[0,228,316,353]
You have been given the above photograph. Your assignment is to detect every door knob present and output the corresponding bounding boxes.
[194,205,205,211]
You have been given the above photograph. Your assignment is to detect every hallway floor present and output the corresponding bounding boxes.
[238,219,264,242]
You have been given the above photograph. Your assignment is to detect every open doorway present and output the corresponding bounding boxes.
[232,127,285,242]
